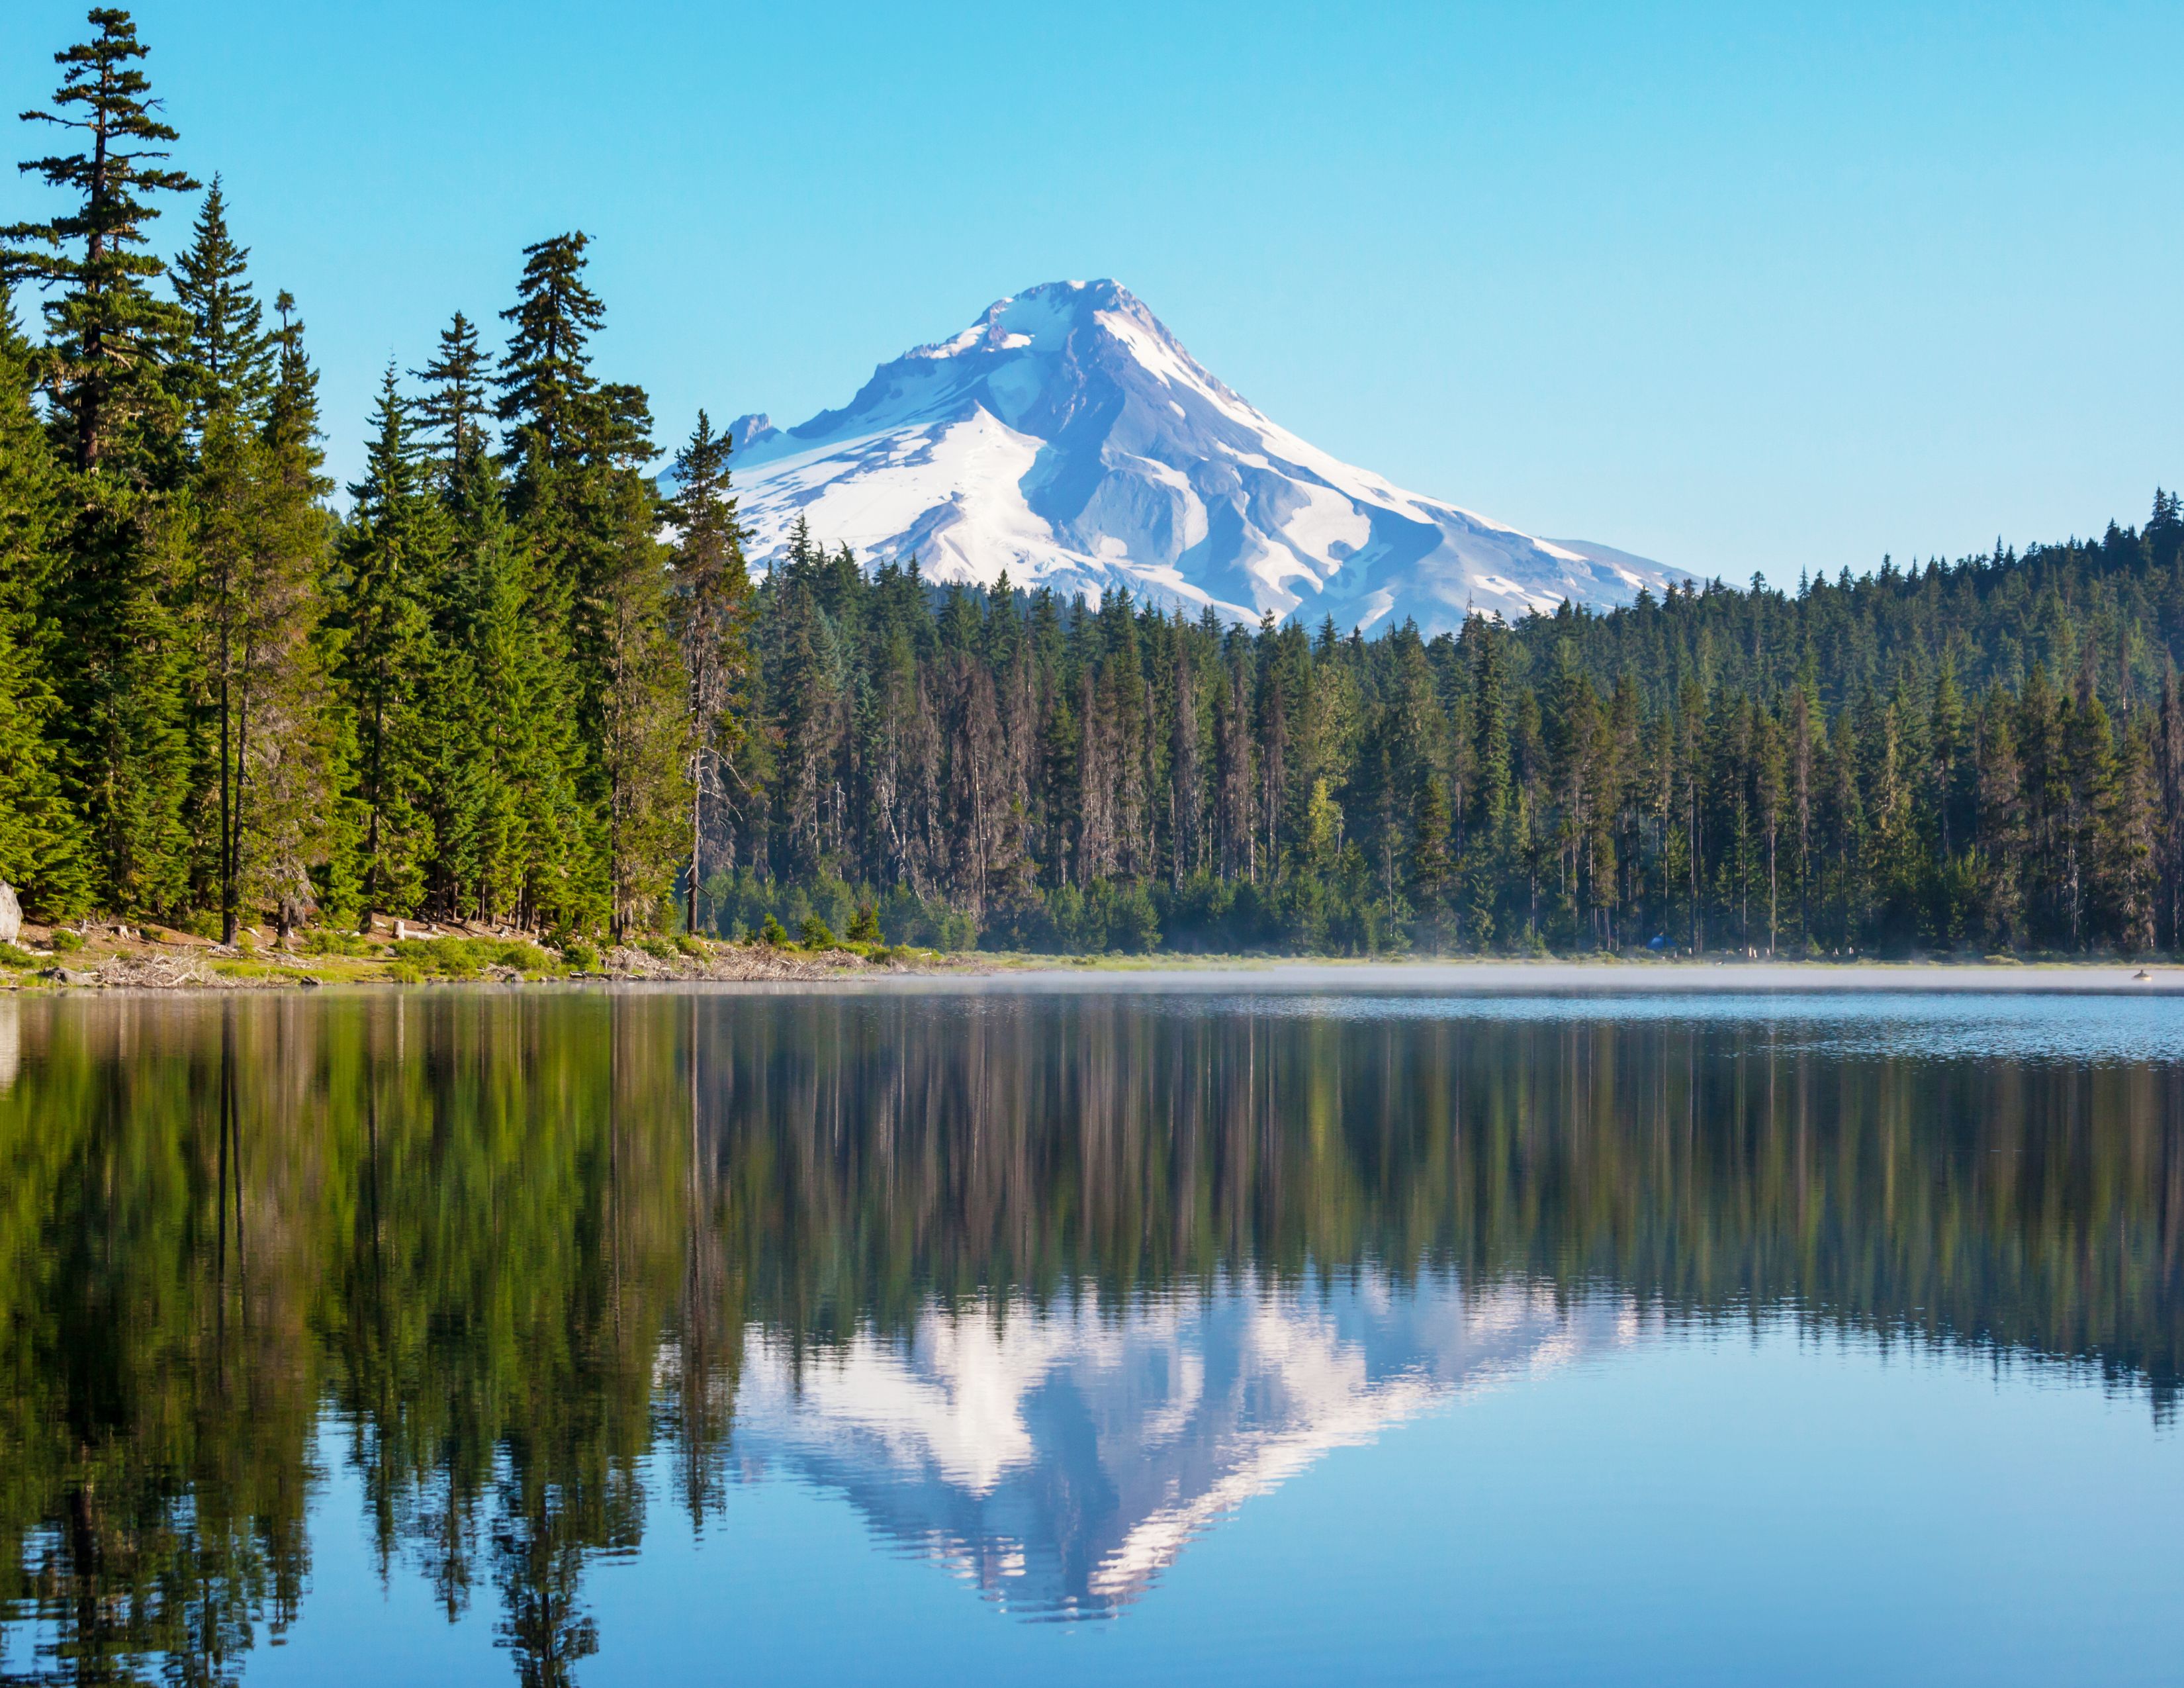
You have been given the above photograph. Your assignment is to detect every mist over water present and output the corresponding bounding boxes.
[1,987,2178,1683]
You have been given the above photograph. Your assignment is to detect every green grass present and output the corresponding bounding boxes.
[387,936,558,979]
[0,941,38,969]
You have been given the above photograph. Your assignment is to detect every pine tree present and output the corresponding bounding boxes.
[64,491,194,912]
[666,410,754,933]
[1410,773,1452,951]
[0,285,87,911]
[1974,686,2025,946]
[2158,668,2184,948]
[592,447,686,935]
[330,369,442,924]
[4,8,199,914]
[169,177,273,445]
[2104,716,2157,952]
[174,183,293,940]
[412,311,490,494]
[495,232,600,520]
[1,7,197,476]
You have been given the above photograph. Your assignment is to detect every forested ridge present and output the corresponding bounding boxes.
[5,9,2184,959]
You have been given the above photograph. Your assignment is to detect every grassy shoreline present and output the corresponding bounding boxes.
[3,922,2179,994]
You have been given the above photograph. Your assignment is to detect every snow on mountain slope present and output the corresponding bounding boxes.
[727,280,1684,633]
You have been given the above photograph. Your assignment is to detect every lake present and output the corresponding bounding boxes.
[1,980,2178,1685]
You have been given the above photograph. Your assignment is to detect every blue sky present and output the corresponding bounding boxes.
[5,0,2181,581]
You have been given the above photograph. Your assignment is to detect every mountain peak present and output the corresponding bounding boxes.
[911,279,1138,360]
[730,285,1681,632]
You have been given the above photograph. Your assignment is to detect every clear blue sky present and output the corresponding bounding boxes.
[6,0,2181,582]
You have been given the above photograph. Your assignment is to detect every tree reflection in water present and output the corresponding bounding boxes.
[0,989,2176,1679]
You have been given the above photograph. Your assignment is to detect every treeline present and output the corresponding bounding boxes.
[5,11,2184,957]
[725,510,2184,957]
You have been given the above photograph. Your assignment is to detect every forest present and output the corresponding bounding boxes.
[5,9,2184,958]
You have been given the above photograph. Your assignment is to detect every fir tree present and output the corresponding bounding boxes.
[412,310,490,492]
[1,7,197,475]
[168,177,273,445]
[666,410,754,933]
[330,368,441,924]
[494,232,600,516]
[0,285,87,911]
[1410,773,1453,951]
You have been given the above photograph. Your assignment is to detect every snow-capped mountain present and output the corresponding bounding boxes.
[725,279,1682,633]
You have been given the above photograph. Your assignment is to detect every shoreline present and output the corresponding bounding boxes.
[4,939,2182,997]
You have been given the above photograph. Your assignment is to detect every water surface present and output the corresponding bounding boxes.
[0,985,2177,1684]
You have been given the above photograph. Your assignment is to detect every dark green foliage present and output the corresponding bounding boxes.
[695,507,2184,957]
[411,310,490,488]
[0,288,88,911]
[328,368,441,921]
[1,6,197,476]
[668,409,755,933]
[168,177,273,440]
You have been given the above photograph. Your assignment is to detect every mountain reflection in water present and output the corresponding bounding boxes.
[0,988,2177,1682]
[735,1275,1637,1617]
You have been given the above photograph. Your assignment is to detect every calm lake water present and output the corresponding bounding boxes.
[1,982,2179,1685]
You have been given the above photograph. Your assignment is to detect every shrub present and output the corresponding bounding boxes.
[799,915,838,949]
[387,936,555,979]
[299,927,372,957]
[758,913,790,947]
[674,933,707,959]
[846,902,883,945]
[639,935,679,963]
[561,938,600,972]
[493,940,553,974]
[0,942,36,969]
[50,929,83,953]
[388,938,480,978]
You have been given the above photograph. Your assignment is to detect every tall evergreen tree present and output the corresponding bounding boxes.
[168,177,272,445]
[3,7,201,914]
[494,232,600,520]
[666,410,754,934]
[0,286,87,911]
[329,369,441,925]
[1,7,197,475]
[412,310,490,492]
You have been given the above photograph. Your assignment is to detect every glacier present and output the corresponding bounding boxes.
[725,279,1683,633]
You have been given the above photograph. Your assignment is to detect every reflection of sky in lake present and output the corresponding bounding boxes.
[1158,989,2184,1066]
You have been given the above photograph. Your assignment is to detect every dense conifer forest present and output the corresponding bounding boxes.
[4,9,2183,958]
